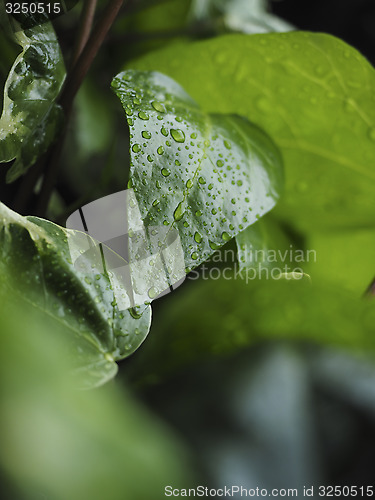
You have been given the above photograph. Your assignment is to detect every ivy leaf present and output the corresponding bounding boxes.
[0,16,65,182]
[0,201,151,388]
[112,70,283,271]
[129,32,375,232]
[126,275,375,383]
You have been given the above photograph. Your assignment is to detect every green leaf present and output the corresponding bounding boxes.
[127,274,375,383]
[0,201,151,388]
[112,70,283,271]
[306,229,375,295]
[128,32,375,232]
[0,17,65,182]
[0,288,191,500]
[236,215,295,271]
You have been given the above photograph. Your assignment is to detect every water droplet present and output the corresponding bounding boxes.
[198,176,206,185]
[191,252,198,260]
[211,208,217,215]
[171,128,185,143]
[216,160,224,168]
[142,131,151,139]
[174,201,185,221]
[176,116,183,123]
[224,140,231,149]
[191,133,197,139]
[138,111,149,120]
[194,232,202,243]
[161,168,170,176]
[147,154,154,162]
[152,101,165,112]
[152,199,159,206]
[157,146,164,155]
[237,180,243,186]
[221,231,231,241]
[186,179,193,188]
[132,144,141,153]
[84,276,92,285]
[195,210,203,217]
[209,240,220,250]
[208,184,213,190]
[148,287,157,299]
[231,198,236,204]
[161,127,168,137]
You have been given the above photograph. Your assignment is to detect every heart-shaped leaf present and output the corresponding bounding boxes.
[112,70,283,271]
[0,201,151,388]
[128,32,375,232]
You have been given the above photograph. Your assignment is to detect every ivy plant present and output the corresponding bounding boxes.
[0,1,374,496]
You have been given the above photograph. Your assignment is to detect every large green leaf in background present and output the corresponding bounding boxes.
[0,202,151,388]
[126,275,375,384]
[112,70,283,271]
[0,15,65,182]
[306,229,375,295]
[128,32,375,232]
[0,288,191,500]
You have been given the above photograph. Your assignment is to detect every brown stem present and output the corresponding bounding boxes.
[35,0,126,217]
[70,0,98,68]
[60,0,125,116]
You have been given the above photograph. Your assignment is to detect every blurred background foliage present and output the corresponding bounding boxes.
[1,0,375,498]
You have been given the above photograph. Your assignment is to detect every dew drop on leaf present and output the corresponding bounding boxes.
[138,111,149,120]
[148,287,157,299]
[152,100,165,112]
[173,201,185,221]
[194,232,202,243]
[171,129,185,143]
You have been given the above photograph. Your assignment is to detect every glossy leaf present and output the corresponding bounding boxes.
[0,202,151,388]
[112,70,283,271]
[129,32,375,232]
[127,274,375,382]
[0,17,65,182]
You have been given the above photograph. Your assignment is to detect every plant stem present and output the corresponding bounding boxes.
[70,0,98,68]
[60,0,125,116]
[36,0,126,217]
